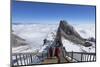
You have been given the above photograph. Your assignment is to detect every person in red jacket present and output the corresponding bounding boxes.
[55,40,62,63]
[55,47,60,63]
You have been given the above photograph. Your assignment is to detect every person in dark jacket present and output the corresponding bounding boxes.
[49,46,53,58]
[43,39,47,45]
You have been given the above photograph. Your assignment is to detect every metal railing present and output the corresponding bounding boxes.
[63,48,96,62]
[12,47,96,66]
[12,52,48,66]
[67,52,96,62]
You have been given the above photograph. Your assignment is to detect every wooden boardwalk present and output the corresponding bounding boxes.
[42,56,68,64]
[42,47,70,64]
[42,57,58,64]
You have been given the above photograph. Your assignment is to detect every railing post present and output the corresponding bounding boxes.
[26,54,28,64]
[93,55,95,61]
[19,54,23,65]
[23,54,26,65]
[47,50,48,58]
[15,55,19,65]
[63,47,66,57]
[42,52,44,59]
[30,54,33,64]
[28,54,32,64]
[71,51,73,61]
[89,55,91,61]
[81,54,83,62]
[86,54,88,61]
[29,54,31,64]
[23,54,25,65]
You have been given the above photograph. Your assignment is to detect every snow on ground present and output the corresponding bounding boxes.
[62,24,95,53]
[62,37,82,52]
[62,37,95,53]
[12,23,95,53]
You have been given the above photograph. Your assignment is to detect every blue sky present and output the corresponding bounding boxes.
[12,1,96,24]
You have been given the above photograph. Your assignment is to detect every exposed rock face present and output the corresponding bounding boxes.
[87,37,96,42]
[59,20,84,40]
[11,33,27,47]
[84,42,92,47]
[55,20,92,47]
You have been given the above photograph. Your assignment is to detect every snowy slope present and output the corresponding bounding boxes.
[62,37,95,53]
[12,23,95,53]
[62,24,95,53]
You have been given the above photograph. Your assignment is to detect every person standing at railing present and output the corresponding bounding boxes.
[55,46,60,63]
[47,46,53,58]
[54,40,62,63]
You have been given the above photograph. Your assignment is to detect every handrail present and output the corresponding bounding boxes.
[62,47,96,62]
[12,52,48,66]
[12,52,43,56]
[66,52,96,55]
[12,48,96,66]
[65,51,96,62]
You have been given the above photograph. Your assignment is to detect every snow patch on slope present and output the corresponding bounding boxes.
[62,24,95,53]
[62,37,82,52]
